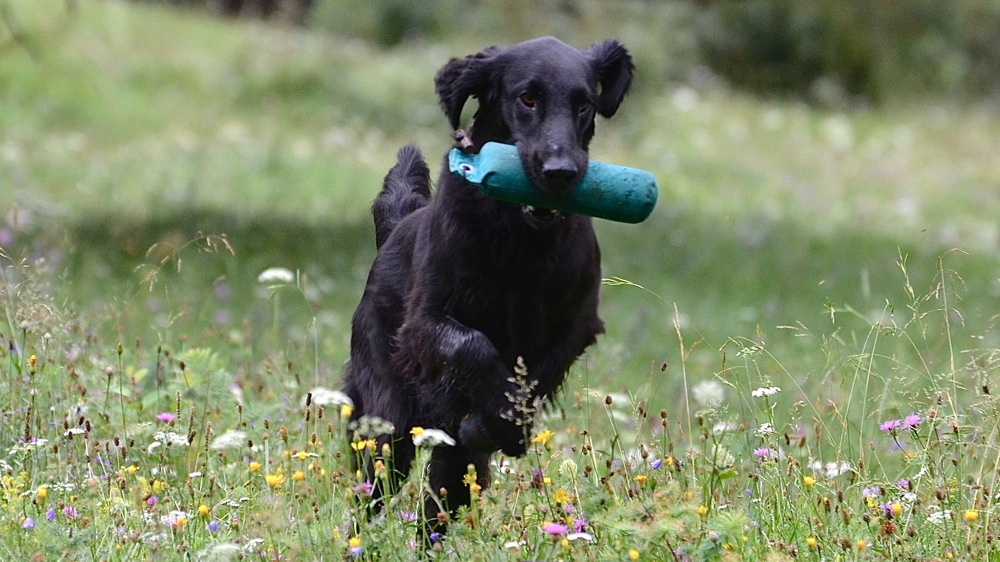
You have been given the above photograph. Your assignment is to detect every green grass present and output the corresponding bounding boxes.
[2,0,1000,559]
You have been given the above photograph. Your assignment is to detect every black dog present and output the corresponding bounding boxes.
[342,36,633,530]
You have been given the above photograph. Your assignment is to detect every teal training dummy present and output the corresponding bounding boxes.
[449,142,658,224]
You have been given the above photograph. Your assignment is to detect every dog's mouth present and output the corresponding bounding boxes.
[521,205,562,228]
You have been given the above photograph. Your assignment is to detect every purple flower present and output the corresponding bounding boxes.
[573,518,587,533]
[880,502,894,518]
[429,532,441,544]
[399,510,417,522]
[46,507,56,522]
[650,458,663,470]
[22,517,34,530]
[542,522,568,536]
[879,419,902,433]
[207,520,219,533]
[753,447,772,461]
[862,486,880,498]
[63,505,78,518]
[147,496,159,507]
[352,481,373,498]
[349,546,362,558]
[897,479,910,490]
[902,413,922,430]
[156,412,176,423]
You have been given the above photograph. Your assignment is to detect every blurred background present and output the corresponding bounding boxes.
[2,0,999,410]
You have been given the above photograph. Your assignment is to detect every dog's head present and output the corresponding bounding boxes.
[436,37,634,196]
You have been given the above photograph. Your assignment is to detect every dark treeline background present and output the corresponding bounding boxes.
[141,0,1000,106]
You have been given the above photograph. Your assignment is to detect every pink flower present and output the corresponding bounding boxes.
[879,419,902,433]
[156,412,177,423]
[542,522,568,536]
[902,413,922,430]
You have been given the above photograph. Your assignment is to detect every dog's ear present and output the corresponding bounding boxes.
[586,39,634,118]
[434,46,502,130]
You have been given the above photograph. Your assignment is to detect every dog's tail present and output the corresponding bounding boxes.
[372,144,431,249]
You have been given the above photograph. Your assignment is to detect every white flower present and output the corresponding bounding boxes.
[927,507,953,525]
[756,423,775,436]
[751,386,781,398]
[692,380,726,408]
[412,428,456,448]
[210,430,248,451]
[305,387,353,408]
[808,460,851,478]
[257,267,295,284]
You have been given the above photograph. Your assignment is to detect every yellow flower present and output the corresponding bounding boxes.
[410,427,425,438]
[293,470,306,481]
[891,503,902,517]
[531,429,555,446]
[340,404,353,419]
[806,537,817,549]
[174,516,187,529]
[463,473,477,487]
[561,538,569,549]
[36,487,48,502]
[469,482,482,494]
[127,465,138,477]
[265,474,285,488]
[697,505,709,517]
[28,354,37,368]
[629,548,640,560]
[634,474,648,484]
[964,509,979,523]
[856,539,867,551]
[198,504,210,518]
[351,439,376,452]
[802,475,816,489]
[543,477,552,485]
[552,488,569,504]
[152,480,165,494]
[249,461,262,472]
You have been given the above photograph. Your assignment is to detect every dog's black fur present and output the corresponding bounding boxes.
[342,36,633,530]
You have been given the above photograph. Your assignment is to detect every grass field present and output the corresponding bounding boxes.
[2,1,1000,559]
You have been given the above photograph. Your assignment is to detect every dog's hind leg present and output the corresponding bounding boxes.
[372,144,431,249]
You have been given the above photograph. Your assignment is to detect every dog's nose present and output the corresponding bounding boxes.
[541,158,580,191]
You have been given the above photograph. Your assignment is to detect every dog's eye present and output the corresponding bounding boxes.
[519,94,536,108]
[578,100,591,114]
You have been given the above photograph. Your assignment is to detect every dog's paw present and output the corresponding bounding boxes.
[459,414,498,452]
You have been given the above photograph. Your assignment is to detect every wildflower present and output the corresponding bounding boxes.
[258,267,295,284]
[692,380,725,408]
[351,439,376,452]
[46,507,56,522]
[650,458,662,470]
[752,447,772,461]
[891,503,903,517]
[803,475,816,489]
[751,386,781,398]
[856,539,867,551]
[629,548,640,560]
[248,461,262,472]
[64,505,78,518]
[341,404,353,419]
[292,470,305,482]
[265,474,285,488]
[155,412,176,423]
[964,509,979,523]
[399,511,417,522]
[28,354,37,368]
[412,428,455,448]
[805,536,817,549]
[542,522,568,536]
[36,486,48,502]
[198,504,210,518]
[697,505,709,517]
[428,532,441,544]
[634,474,648,484]
[896,478,910,490]
[348,536,362,558]
[552,488,569,504]
[573,518,587,533]
[879,419,902,433]
[305,387,353,407]
[22,517,34,530]
[147,496,159,507]
[902,413,922,430]
[756,422,775,436]
[927,508,952,524]
[862,486,879,498]
[207,520,219,533]
[209,431,247,451]
[294,450,318,461]
[531,429,555,446]
[352,481,373,498]
[174,515,188,529]
[410,427,425,438]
